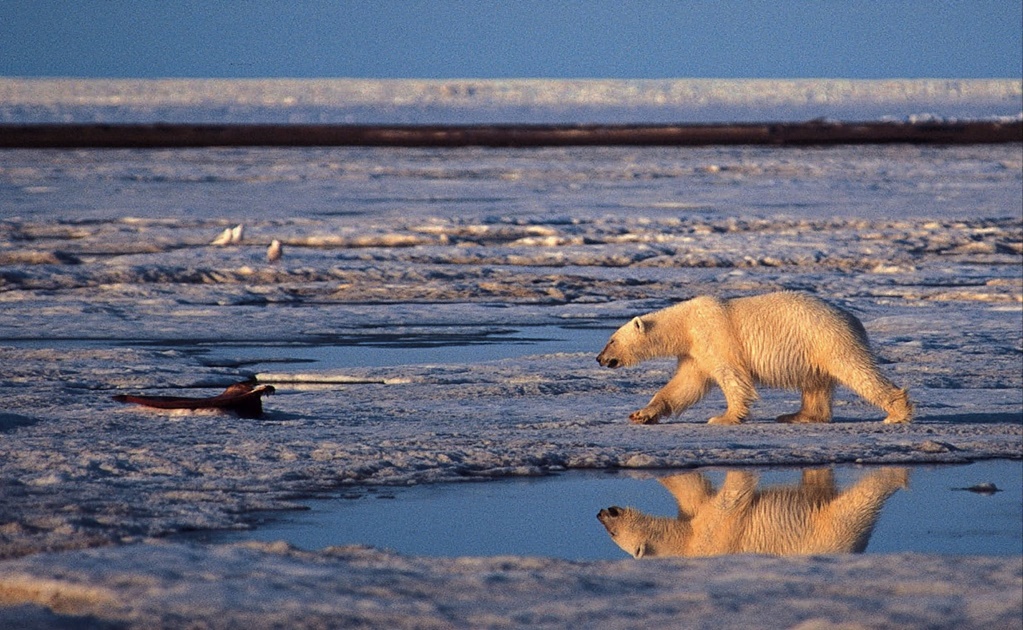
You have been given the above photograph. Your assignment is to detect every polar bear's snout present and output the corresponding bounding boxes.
[597,506,624,531]
[596,343,621,369]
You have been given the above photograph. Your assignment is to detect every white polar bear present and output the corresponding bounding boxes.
[596,291,912,425]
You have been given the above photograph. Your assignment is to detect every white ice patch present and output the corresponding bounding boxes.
[1,78,1020,124]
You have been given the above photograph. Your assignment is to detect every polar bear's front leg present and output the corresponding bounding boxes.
[629,405,667,425]
[707,365,756,425]
[630,359,711,424]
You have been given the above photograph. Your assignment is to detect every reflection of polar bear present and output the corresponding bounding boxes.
[597,468,908,558]
[596,291,912,425]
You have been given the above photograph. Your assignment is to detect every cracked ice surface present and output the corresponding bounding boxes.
[0,142,1020,628]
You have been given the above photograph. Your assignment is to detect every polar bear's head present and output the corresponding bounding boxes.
[597,505,675,558]
[597,316,650,369]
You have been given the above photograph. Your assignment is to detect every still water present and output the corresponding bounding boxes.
[193,460,1021,560]
[191,324,613,370]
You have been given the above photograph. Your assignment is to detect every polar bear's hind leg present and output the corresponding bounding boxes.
[777,383,834,423]
[829,356,913,423]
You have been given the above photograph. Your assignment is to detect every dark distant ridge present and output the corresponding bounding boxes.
[1,120,1019,148]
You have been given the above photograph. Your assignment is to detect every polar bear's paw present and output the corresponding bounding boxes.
[776,412,830,424]
[707,414,743,425]
[629,408,662,424]
[882,390,914,424]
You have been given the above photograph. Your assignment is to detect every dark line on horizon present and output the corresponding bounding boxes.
[1,121,1019,148]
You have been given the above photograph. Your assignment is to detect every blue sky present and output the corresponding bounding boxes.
[2,1,1020,79]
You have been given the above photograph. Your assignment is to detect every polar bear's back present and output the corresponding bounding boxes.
[725,292,873,389]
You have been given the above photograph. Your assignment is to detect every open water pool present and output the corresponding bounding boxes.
[187,460,1022,560]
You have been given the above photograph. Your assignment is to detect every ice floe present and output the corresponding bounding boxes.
[0,136,1019,628]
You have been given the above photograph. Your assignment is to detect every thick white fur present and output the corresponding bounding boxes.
[596,291,912,425]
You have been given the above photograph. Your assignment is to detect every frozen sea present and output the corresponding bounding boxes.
[0,79,1021,629]
[2,77,1021,124]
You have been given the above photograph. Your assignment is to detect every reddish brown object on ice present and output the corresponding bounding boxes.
[112,381,275,419]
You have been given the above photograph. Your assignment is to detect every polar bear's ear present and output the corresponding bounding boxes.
[631,317,646,334]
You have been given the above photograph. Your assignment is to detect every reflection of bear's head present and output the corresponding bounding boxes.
[597,316,653,369]
[597,505,684,558]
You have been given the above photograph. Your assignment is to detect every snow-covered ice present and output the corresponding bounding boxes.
[0,80,1021,627]
[1,77,1020,124]
[1,545,1019,629]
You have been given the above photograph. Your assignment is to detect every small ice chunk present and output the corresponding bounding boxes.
[267,239,282,262]
[211,228,233,245]
[211,224,244,245]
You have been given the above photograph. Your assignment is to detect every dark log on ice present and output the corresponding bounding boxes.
[1,120,1020,148]
[112,381,274,419]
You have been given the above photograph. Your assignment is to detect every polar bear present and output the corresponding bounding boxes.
[597,467,909,557]
[596,291,912,425]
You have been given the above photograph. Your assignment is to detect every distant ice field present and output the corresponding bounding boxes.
[2,143,1020,350]
[1,78,1020,124]
[4,143,1020,222]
